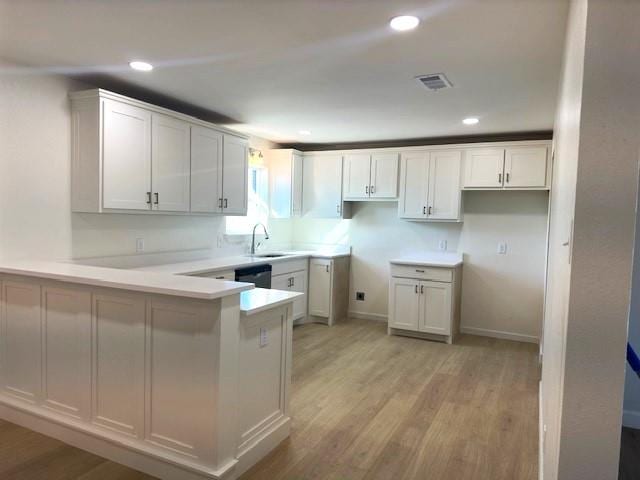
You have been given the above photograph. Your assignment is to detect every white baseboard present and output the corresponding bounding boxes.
[348,310,388,322]
[460,326,539,344]
[623,409,640,429]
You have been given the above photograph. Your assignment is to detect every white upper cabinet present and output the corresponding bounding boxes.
[222,134,248,215]
[70,89,249,215]
[462,148,505,188]
[342,152,399,200]
[190,126,223,214]
[303,154,350,218]
[427,150,462,220]
[463,145,549,190]
[398,151,429,219]
[102,99,152,211]
[343,153,371,200]
[151,113,191,212]
[504,146,548,188]
[268,149,303,218]
[398,150,462,221]
[370,153,399,198]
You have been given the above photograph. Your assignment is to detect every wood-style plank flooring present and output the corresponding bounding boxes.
[0,319,539,480]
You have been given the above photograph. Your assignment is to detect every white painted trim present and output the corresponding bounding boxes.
[622,409,640,429]
[348,310,388,322]
[460,326,539,344]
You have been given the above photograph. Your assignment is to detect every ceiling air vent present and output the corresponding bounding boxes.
[415,73,453,91]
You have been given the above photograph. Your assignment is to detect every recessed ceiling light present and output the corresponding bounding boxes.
[299,130,311,136]
[129,61,153,72]
[463,117,479,125]
[389,15,420,32]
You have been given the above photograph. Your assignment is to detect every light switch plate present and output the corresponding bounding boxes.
[135,238,145,253]
[259,327,268,347]
[438,240,447,251]
[497,242,507,255]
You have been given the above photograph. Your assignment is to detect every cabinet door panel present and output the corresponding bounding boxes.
[463,148,505,188]
[504,146,548,188]
[308,259,331,317]
[419,281,452,336]
[343,153,371,200]
[388,277,420,331]
[303,154,344,218]
[102,99,152,210]
[1,281,42,402]
[291,152,304,216]
[190,126,222,213]
[222,135,249,215]
[428,150,462,220]
[290,270,307,319]
[371,153,399,198]
[152,114,191,212]
[398,152,429,219]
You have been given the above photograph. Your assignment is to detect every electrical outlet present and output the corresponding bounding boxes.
[259,327,268,347]
[497,242,507,255]
[135,238,145,253]
[356,292,365,301]
[438,239,447,251]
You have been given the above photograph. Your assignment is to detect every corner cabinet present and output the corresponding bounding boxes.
[462,145,549,190]
[70,89,249,215]
[302,153,351,219]
[398,150,462,221]
[388,262,462,344]
[268,149,303,218]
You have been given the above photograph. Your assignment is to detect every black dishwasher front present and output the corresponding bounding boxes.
[235,264,272,288]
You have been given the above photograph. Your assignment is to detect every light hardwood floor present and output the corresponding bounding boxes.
[0,319,539,480]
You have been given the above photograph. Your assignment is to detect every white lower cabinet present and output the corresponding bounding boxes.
[271,260,309,322]
[308,259,332,318]
[388,263,461,343]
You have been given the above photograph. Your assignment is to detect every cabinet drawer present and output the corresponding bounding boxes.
[193,269,235,280]
[272,258,308,276]
[390,264,452,283]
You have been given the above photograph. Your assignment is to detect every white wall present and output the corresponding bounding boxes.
[542,1,640,479]
[284,191,548,341]
[0,69,274,262]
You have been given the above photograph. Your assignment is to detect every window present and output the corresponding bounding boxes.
[225,150,269,235]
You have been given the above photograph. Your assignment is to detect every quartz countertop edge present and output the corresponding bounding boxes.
[390,253,463,268]
[240,288,303,316]
[0,261,253,300]
[135,251,350,276]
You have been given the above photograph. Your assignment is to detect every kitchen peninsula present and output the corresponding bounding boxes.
[0,260,300,480]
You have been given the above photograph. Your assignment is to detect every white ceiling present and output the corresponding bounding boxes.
[0,0,569,144]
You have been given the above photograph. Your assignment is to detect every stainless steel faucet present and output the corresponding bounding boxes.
[250,223,270,255]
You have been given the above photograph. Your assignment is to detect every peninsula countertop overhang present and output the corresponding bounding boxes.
[0,260,253,300]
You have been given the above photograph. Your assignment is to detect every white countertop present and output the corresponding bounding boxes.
[390,252,463,268]
[0,260,253,300]
[240,288,303,316]
[135,249,350,276]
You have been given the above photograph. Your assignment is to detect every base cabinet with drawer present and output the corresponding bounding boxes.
[271,259,308,323]
[388,262,462,343]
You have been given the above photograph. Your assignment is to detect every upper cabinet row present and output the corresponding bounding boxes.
[70,90,249,215]
[269,142,550,221]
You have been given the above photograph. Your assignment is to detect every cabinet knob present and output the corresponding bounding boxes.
[154,192,159,205]
[146,192,151,205]
[325,265,329,273]
[218,198,223,208]
[428,206,432,215]
[415,285,418,294]
[370,185,375,194]
[506,172,510,183]
[224,198,228,208]
[420,285,424,294]
[422,206,426,215]
[498,173,503,184]
[365,185,369,195]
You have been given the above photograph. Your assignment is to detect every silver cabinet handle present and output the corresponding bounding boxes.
[428,206,432,215]
[146,192,151,205]
[506,172,510,183]
[416,269,425,273]
[224,198,228,209]
[365,185,369,195]
[336,204,340,214]
[420,285,424,294]
[291,277,295,287]
[370,185,375,194]
[218,198,223,208]
[415,285,418,294]
[154,192,159,205]
[325,265,329,273]
[498,173,503,184]
[423,206,426,215]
